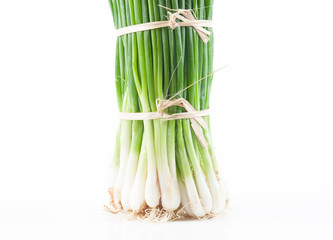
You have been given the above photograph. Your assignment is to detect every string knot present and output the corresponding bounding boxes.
[156,98,209,148]
[165,8,212,44]
[168,12,179,29]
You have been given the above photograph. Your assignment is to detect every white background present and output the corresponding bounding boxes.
[1,0,332,239]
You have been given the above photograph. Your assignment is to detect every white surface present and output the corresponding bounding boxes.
[1,0,333,239]
[1,195,333,240]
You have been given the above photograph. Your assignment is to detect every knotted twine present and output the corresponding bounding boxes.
[119,98,209,148]
[116,7,212,44]
[116,6,213,148]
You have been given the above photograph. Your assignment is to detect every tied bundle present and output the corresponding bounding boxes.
[107,0,228,221]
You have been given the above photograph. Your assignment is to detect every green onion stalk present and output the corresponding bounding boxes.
[107,0,227,220]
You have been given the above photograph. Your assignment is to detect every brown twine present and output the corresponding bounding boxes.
[119,98,209,148]
[115,6,212,44]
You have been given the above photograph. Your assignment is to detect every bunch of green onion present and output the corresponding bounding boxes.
[107,0,227,220]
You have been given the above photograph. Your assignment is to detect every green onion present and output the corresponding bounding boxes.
[107,0,227,220]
